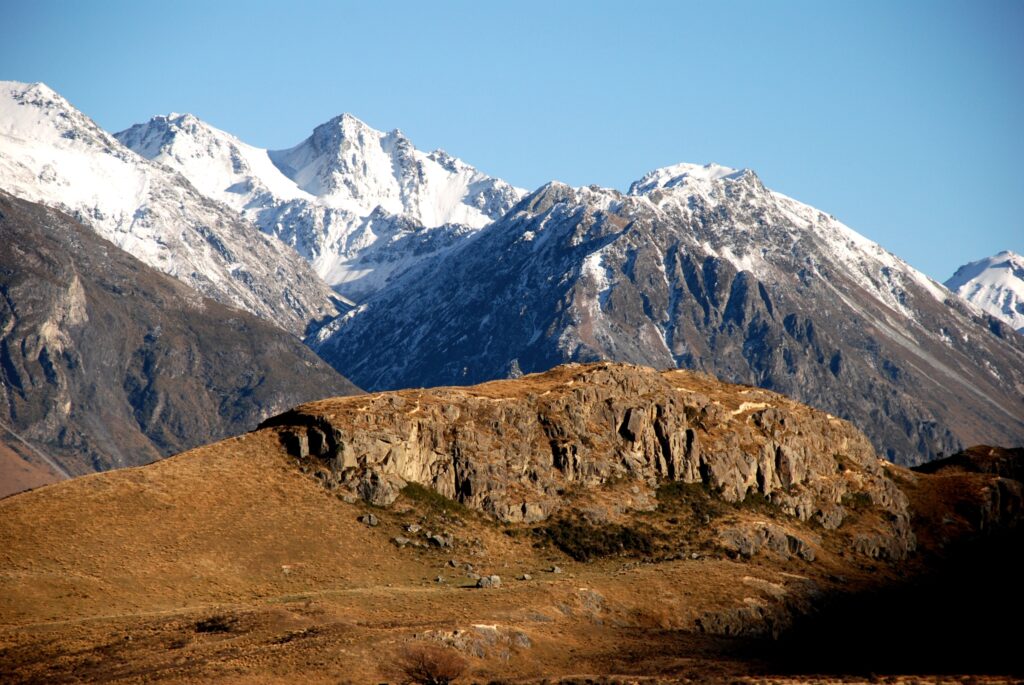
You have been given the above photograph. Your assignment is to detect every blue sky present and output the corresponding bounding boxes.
[4,0,1021,280]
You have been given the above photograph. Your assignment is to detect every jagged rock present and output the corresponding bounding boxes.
[357,513,379,527]
[352,470,405,507]
[263,363,915,558]
[283,431,309,460]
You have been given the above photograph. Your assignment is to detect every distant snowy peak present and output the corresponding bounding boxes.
[268,112,524,228]
[946,251,1024,332]
[115,112,312,208]
[0,81,130,163]
[628,162,752,195]
[623,160,947,318]
[117,109,525,300]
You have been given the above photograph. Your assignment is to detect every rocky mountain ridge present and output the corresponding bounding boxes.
[0,81,339,335]
[312,170,1024,465]
[115,110,524,301]
[0,191,359,476]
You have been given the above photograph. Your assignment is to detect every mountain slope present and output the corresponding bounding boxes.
[945,250,1024,332]
[312,166,1024,464]
[0,81,338,336]
[0,191,359,477]
[115,112,524,301]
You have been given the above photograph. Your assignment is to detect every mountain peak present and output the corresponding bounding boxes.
[163,112,202,126]
[946,251,1024,332]
[318,112,376,137]
[994,249,1023,264]
[3,80,60,100]
[628,162,752,196]
[114,111,248,171]
[2,80,73,117]
[0,83,339,336]
[115,103,524,299]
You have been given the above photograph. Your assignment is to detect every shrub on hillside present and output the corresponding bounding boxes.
[394,643,467,685]
[534,519,653,561]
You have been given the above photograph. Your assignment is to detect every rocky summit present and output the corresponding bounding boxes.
[264,362,915,560]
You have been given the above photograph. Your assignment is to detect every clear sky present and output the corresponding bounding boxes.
[4,0,1022,281]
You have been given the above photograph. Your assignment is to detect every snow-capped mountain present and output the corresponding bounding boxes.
[312,163,1024,465]
[115,112,524,301]
[0,81,338,336]
[945,251,1024,333]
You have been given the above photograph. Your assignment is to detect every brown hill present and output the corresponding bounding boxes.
[0,364,1020,683]
[0,191,359,479]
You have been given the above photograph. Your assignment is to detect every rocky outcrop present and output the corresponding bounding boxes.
[718,522,817,562]
[263,362,915,558]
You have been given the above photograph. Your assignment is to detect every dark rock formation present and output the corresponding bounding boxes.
[0,192,359,477]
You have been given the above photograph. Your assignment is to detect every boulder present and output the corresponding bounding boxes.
[357,513,379,527]
[476,575,501,589]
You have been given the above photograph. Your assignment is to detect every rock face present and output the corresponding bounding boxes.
[262,363,915,558]
[0,191,360,476]
[312,172,1024,465]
